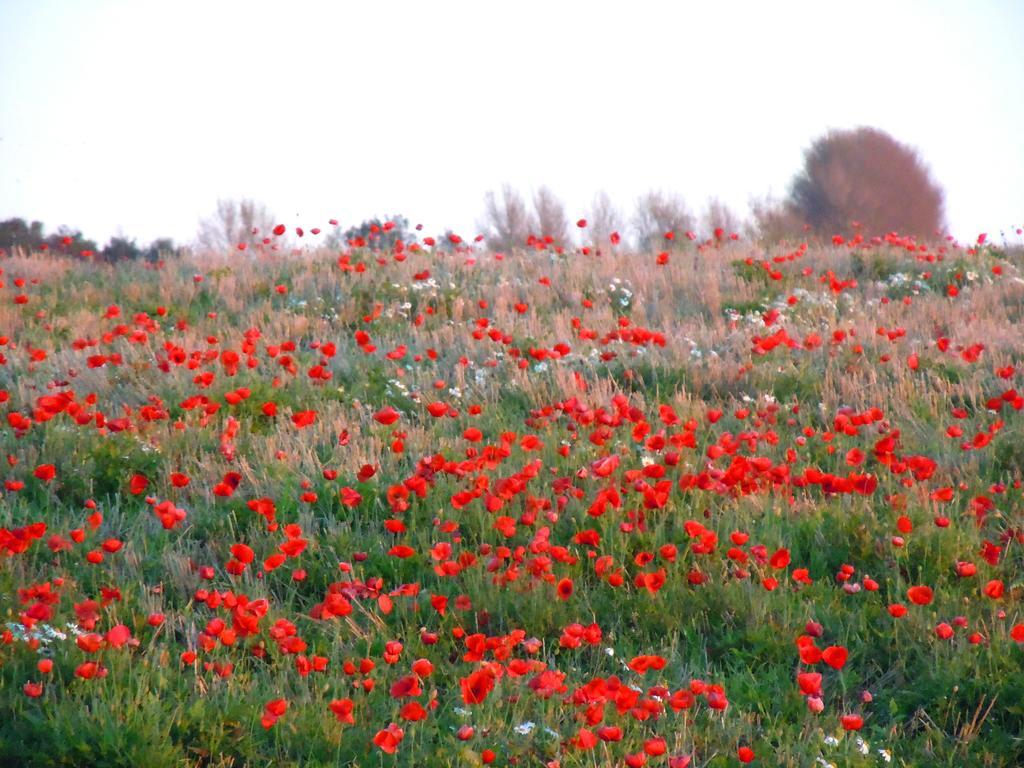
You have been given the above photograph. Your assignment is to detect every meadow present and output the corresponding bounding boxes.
[1,226,1022,767]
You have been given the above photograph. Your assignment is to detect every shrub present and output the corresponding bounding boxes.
[788,126,946,238]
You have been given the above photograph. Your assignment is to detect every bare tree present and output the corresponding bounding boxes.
[632,190,694,251]
[479,185,532,252]
[747,194,807,243]
[586,190,624,248]
[196,198,277,252]
[701,197,742,239]
[788,127,946,238]
[531,186,570,248]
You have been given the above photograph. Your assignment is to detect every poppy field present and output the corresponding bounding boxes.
[1,226,1023,767]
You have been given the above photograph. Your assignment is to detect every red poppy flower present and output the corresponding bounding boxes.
[329,698,355,724]
[460,668,495,705]
[983,580,1004,599]
[374,406,400,425]
[797,671,822,696]
[390,675,423,698]
[373,723,405,754]
[556,577,574,600]
[841,714,864,731]
[129,474,148,495]
[907,585,933,605]
[292,410,317,428]
[821,645,848,669]
[769,548,791,569]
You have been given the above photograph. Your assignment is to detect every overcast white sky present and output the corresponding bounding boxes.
[1,0,1021,245]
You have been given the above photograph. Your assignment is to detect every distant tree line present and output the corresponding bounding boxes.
[0,217,177,262]
[330,215,413,251]
[0,127,948,260]
[193,201,419,255]
[478,127,947,249]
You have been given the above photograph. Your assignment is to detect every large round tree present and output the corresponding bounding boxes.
[788,127,946,238]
